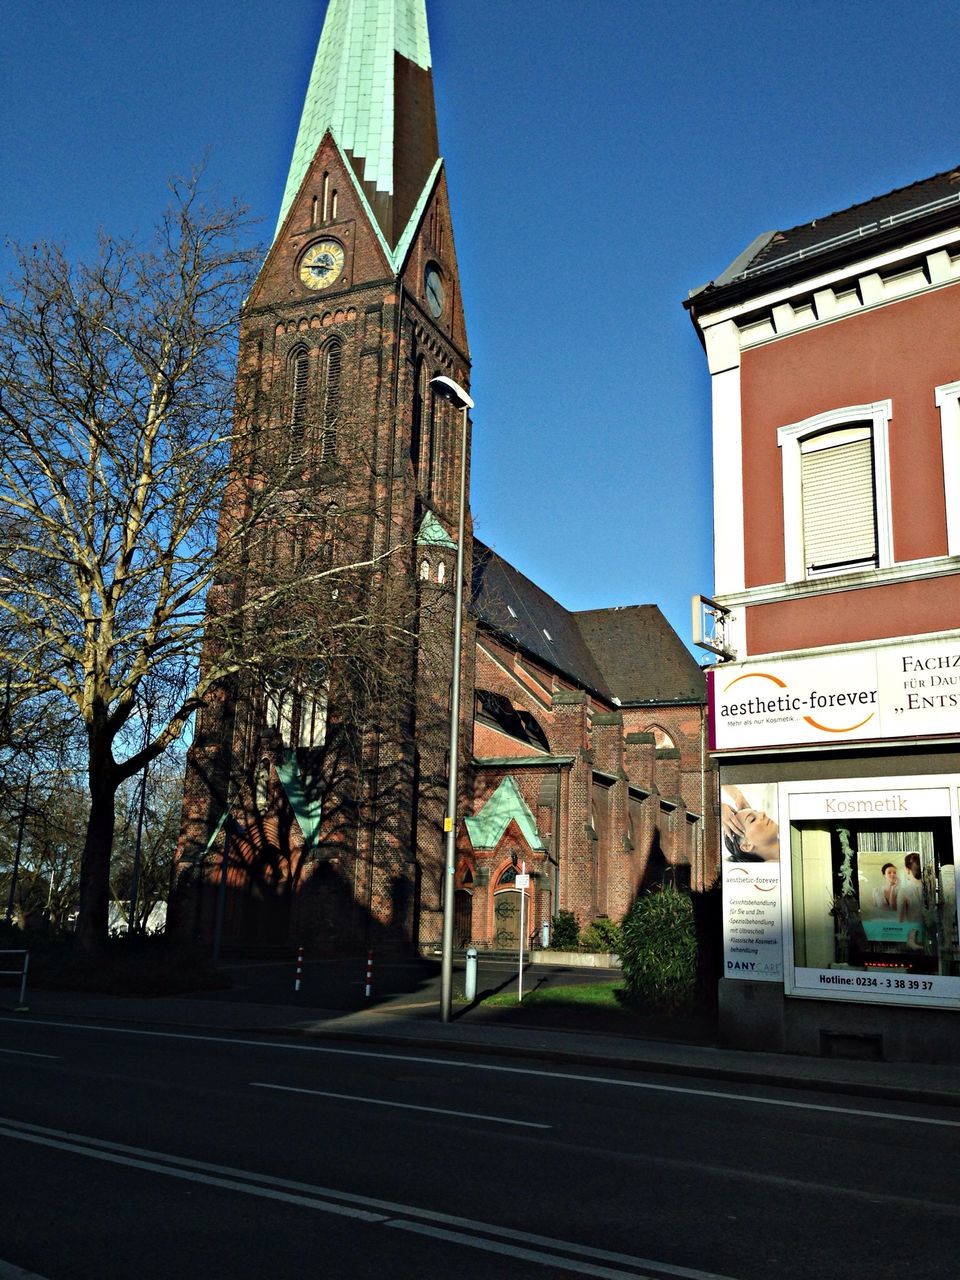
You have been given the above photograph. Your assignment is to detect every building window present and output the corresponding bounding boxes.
[320,340,342,462]
[778,401,892,581]
[411,356,426,474]
[288,347,310,451]
[934,379,960,556]
[783,775,959,1005]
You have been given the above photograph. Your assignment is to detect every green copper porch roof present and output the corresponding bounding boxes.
[275,0,440,268]
[276,750,323,852]
[416,510,455,549]
[465,776,544,852]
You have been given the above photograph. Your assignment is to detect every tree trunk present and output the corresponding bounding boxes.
[76,763,118,954]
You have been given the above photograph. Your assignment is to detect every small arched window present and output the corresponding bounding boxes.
[420,559,430,581]
[436,562,446,584]
[321,340,342,462]
[255,757,271,812]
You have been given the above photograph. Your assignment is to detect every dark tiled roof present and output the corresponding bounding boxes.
[471,544,705,708]
[574,606,706,706]
[471,542,612,698]
[706,164,960,291]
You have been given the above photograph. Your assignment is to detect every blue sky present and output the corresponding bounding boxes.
[3,0,960,653]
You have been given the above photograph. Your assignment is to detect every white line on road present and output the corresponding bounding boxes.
[250,1080,551,1128]
[0,1261,52,1280]
[0,1049,58,1060]
[0,1116,736,1280]
[6,1016,959,1129]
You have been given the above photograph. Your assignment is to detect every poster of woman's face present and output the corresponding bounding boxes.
[720,783,780,862]
[858,852,902,920]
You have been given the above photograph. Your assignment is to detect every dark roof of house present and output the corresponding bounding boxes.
[471,542,612,699]
[689,163,960,306]
[471,542,704,707]
[574,606,706,706]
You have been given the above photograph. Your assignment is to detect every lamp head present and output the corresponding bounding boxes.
[429,374,474,411]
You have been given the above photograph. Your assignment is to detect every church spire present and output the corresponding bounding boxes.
[276,0,441,269]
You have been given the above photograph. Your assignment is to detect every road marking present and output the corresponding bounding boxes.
[0,1049,58,1060]
[6,1016,959,1129]
[390,1220,703,1280]
[0,1116,737,1280]
[0,1261,52,1280]
[250,1081,551,1128]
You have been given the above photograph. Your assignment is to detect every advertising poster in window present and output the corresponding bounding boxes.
[784,778,960,1006]
[721,782,783,981]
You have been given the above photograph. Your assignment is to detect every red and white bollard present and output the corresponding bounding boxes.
[364,949,374,999]
[294,945,304,993]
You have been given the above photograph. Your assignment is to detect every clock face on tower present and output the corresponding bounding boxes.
[424,263,445,317]
[299,240,345,290]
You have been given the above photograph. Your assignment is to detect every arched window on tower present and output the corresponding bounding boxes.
[288,347,310,454]
[426,383,437,496]
[411,356,426,476]
[320,340,342,462]
[321,502,339,565]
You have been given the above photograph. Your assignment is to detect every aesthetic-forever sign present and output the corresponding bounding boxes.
[708,635,960,751]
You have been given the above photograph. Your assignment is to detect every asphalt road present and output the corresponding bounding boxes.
[1,1015,958,1280]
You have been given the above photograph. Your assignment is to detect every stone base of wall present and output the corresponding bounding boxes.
[719,978,960,1064]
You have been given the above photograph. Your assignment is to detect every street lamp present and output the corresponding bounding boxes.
[429,374,474,1023]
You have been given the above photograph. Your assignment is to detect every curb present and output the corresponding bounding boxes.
[14,1006,958,1110]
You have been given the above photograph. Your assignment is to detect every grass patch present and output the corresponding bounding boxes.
[476,981,626,1010]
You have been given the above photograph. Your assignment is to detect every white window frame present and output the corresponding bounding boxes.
[934,379,960,556]
[777,400,893,582]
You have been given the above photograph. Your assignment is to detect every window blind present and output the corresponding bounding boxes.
[801,429,876,573]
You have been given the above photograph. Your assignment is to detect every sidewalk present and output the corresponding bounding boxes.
[9,981,960,1109]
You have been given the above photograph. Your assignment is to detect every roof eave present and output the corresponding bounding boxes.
[685,203,960,321]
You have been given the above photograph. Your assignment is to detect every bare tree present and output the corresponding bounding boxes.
[0,180,414,952]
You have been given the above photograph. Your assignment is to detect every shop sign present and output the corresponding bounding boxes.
[709,635,960,751]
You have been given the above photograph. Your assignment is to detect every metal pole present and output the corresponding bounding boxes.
[440,400,469,1023]
[518,859,526,1002]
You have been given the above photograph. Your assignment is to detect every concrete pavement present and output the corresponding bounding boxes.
[6,968,960,1109]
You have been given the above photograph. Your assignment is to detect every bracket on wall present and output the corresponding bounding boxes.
[691,593,735,662]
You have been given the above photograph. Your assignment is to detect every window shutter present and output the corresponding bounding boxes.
[321,342,342,461]
[801,428,876,573]
[290,351,309,445]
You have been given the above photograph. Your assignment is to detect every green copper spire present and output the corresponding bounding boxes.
[276,0,441,268]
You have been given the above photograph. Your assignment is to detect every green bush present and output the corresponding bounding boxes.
[619,885,696,1013]
[550,909,580,950]
[579,915,622,954]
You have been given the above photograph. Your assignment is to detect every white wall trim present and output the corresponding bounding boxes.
[711,366,745,594]
[777,400,893,582]
[935,378,960,555]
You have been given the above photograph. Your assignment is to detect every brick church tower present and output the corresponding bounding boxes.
[172,0,473,952]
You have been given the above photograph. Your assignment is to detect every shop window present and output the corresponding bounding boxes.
[789,807,957,989]
[778,401,892,581]
[934,379,960,556]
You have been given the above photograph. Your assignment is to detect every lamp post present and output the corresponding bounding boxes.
[429,374,474,1023]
